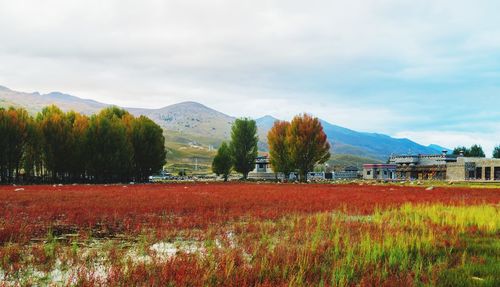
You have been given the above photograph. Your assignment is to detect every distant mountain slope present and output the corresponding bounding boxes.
[129,102,235,140]
[428,144,452,153]
[0,85,107,114]
[0,85,448,161]
[319,120,440,159]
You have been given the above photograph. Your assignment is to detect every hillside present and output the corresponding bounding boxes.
[129,102,235,140]
[0,85,447,168]
[0,85,106,114]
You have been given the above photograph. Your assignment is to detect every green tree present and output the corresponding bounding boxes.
[453,145,485,157]
[493,145,500,159]
[469,144,485,157]
[67,112,90,181]
[22,116,43,183]
[86,107,133,183]
[229,118,258,180]
[37,105,73,182]
[212,142,232,182]
[452,146,469,156]
[287,114,331,182]
[130,116,166,182]
[267,120,294,180]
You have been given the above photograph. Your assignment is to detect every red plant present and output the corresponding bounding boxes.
[0,183,499,244]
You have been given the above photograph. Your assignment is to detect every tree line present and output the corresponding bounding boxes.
[0,105,166,184]
[452,144,500,158]
[212,114,331,182]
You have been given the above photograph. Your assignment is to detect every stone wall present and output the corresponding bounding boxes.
[446,157,500,181]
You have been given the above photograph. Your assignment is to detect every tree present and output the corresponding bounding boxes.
[130,116,166,182]
[469,144,485,157]
[86,107,133,183]
[212,142,232,182]
[452,146,468,156]
[287,114,330,182]
[0,107,32,183]
[0,104,166,184]
[493,145,500,159]
[37,105,73,182]
[67,112,90,182]
[229,118,258,180]
[22,116,43,183]
[453,145,485,157]
[267,120,293,180]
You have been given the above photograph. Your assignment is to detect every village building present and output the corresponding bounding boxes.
[333,166,360,180]
[447,157,500,181]
[363,151,500,181]
[362,164,397,180]
[389,151,457,180]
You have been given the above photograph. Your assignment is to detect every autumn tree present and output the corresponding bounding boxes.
[0,104,166,184]
[287,114,330,182]
[37,105,73,182]
[130,116,166,182]
[267,120,293,180]
[212,142,232,182]
[0,107,32,183]
[493,145,500,159]
[230,118,258,180]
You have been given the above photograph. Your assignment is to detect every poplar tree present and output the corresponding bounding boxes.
[267,120,293,180]
[130,116,166,182]
[37,105,73,182]
[229,118,258,180]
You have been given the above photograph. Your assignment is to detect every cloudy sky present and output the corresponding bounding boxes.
[1,0,499,155]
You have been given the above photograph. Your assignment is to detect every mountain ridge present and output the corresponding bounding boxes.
[0,85,447,160]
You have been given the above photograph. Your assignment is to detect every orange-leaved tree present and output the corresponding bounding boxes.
[287,113,330,182]
[267,120,293,180]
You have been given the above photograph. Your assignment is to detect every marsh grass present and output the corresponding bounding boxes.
[0,203,498,286]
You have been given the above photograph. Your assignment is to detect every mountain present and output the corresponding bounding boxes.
[319,121,441,159]
[128,102,235,140]
[427,144,452,153]
[0,85,448,163]
[0,85,107,114]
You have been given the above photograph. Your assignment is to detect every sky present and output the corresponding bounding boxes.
[0,0,499,155]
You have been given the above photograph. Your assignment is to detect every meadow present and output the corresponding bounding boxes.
[0,183,498,286]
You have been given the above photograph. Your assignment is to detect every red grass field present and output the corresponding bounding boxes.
[1,183,499,244]
[1,183,499,286]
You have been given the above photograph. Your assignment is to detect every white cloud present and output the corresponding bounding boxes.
[0,0,499,149]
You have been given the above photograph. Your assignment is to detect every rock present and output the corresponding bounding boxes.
[14,188,24,192]
[426,186,435,191]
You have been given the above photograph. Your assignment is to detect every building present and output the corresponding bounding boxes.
[333,166,360,180]
[366,151,500,182]
[389,151,457,180]
[362,164,397,180]
[248,155,276,180]
[447,157,500,181]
